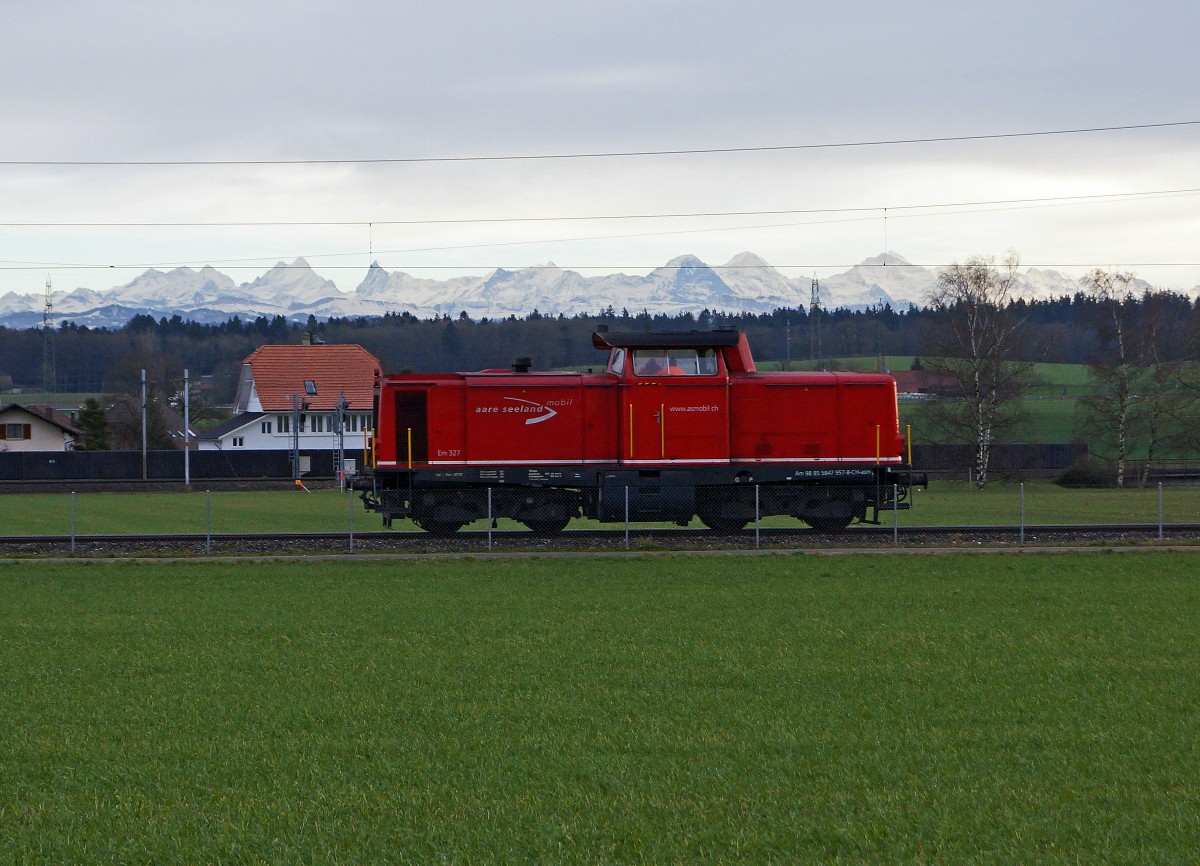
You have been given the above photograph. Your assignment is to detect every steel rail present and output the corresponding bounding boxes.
[1,523,1197,550]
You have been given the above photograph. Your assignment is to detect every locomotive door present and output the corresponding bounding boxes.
[619,348,729,464]
[620,379,667,463]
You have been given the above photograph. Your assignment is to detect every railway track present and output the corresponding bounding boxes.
[1,523,1197,557]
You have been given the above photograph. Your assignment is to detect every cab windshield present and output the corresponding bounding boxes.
[632,348,717,376]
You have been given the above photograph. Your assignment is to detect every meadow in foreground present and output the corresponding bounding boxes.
[1,552,1198,863]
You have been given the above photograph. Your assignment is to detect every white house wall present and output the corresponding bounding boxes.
[198,412,374,455]
[0,410,75,452]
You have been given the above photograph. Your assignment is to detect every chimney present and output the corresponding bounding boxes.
[302,331,313,345]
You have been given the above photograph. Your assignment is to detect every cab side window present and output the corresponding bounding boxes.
[633,350,669,376]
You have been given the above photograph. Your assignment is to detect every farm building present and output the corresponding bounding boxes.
[891,369,963,398]
[196,339,380,462]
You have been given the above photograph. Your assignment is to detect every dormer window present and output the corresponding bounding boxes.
[304,380,318,396]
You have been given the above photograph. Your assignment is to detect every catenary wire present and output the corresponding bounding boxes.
[3,187,1199,228]
[2,121,1197,167]
[3,191,1199,271]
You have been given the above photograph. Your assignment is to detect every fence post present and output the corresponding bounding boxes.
[348,487,355,553]
[1158,482,1164,541]
[624,486,630,550]
[893,483,899,544]
[70,491,76,555]
[205,490,212,556]
[1019,482,1025,544]
[754,484,760,548]
[487,487,493,551]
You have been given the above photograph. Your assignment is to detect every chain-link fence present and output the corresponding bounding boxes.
[2,481,1197,553]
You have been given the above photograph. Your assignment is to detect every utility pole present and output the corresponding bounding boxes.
[292,394,301,481]
[183,369,191,488]
[141,369,148,480]
[291,393,310,481]
[784,314,791,371]
[810,277,822,363]
[335,391,350,489]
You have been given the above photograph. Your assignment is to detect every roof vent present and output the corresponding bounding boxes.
[512,357,532,373]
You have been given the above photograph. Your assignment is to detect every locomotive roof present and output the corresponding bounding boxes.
[591,330,743,350]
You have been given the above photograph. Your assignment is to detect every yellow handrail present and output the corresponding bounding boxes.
[628,405,634,459]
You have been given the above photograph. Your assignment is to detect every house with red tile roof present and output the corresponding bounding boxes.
[0,403,82,451]
[197,340,380,461]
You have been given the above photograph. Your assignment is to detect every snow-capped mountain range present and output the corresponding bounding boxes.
[0,252,1161,329]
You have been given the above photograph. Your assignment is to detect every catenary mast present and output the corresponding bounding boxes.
[42,275,56,393]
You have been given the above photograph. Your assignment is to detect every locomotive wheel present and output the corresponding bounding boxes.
[803,514,854,532]
[523,517,571,535]
[417,519,465,536]
[697,513,749,532]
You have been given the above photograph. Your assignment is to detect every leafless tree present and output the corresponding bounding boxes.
[924,252,1038,489]
[102,332,183,450]
[1136,292,1200,483]
[1076,270,1138,486]
[1077,280,1200,486]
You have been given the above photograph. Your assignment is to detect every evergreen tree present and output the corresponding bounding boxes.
[77,397,111,451]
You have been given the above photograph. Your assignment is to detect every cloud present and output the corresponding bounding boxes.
[2,0,1199,297]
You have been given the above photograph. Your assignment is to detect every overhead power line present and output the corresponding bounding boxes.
[4,187,1199,228]
[2,121,1197,167]
[4,261,1200,272]
[4,185,1199,272]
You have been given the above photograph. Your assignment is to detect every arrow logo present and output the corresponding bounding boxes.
[504,397,558,425]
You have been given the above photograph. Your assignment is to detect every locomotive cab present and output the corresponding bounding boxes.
[607,346,721,378]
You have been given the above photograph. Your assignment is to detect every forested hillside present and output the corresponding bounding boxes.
[2,292,1198,403]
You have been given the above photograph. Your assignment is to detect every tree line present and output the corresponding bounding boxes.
[920,257,1199,487]
[4,295,1198,399]
[3,274,1199,482]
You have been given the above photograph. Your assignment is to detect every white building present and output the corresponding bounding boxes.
[197,341,380,462]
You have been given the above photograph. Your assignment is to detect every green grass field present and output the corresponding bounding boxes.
[2,482,1197,538]
[2,553,1197,862]
[775,357,1097,446]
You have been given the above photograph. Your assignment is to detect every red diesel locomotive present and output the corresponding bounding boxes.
[358,329,924,533]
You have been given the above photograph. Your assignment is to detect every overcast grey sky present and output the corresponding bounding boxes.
[3,0,1199,298]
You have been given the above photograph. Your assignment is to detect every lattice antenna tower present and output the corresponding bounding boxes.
[809,276,821,363]
[42,275,56,393]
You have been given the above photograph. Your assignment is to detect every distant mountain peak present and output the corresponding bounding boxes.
[725,251,772,268]
[663,253,708,269]
[857,251,915,268]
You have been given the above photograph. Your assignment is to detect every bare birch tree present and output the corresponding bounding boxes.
[924,253,1037,489]
[1077,269,1138,486]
